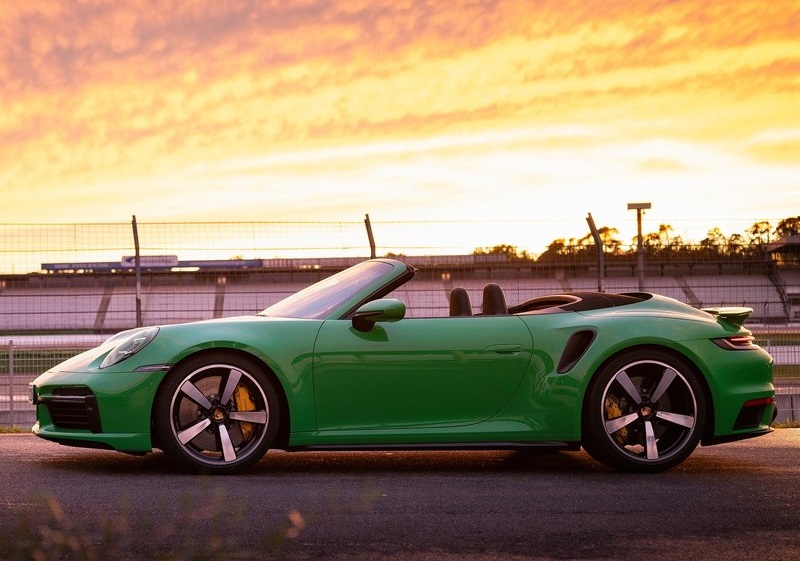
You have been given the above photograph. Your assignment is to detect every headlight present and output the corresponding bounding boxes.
[100,327,159,369]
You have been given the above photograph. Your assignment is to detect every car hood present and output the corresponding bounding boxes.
[50,315,318,374]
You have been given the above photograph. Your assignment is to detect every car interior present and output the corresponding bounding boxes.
[448,285,650,317]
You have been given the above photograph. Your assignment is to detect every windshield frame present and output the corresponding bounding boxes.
[258,260,412,320]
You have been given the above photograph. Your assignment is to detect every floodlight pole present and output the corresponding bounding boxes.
[627,202,651,292]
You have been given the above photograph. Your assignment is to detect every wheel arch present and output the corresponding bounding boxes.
[150,347,292,451]
[580,343,716,443]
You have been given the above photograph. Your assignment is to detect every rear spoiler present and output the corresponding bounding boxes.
[702,306,752,329]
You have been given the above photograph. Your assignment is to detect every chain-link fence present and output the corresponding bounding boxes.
[0,338,98,428]
[2,219,798,427]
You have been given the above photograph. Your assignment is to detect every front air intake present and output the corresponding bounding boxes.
[42,388,103,433]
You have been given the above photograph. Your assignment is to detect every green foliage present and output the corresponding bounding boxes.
[775,216,800,238]
[537,216,799,262]
[473,244,531,260]
[471,215,798,267]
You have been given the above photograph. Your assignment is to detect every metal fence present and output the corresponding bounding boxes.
[0,339,95,427]
[2,219,798,427]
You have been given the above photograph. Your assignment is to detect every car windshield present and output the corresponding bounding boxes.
[258,261,393,319]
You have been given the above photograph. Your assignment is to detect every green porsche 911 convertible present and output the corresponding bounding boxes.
[30,258,775,474]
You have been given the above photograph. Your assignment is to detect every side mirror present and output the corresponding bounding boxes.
[351,299,406,332]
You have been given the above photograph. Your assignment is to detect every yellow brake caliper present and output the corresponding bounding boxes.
[605,396,628,445]
[234,385,256,441]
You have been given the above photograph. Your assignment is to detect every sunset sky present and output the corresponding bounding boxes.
[1,0,799,250]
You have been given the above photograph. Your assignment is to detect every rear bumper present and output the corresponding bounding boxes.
[702,426,773,446]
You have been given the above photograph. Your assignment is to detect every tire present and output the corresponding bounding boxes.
[154,352,280,474]
[582,349,706,473]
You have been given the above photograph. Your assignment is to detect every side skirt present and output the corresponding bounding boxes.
[285,441,581,453]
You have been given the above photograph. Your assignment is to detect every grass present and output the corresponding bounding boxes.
[0,485,382,561]
[0,492,310,561]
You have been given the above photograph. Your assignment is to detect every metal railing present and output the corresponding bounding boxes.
[2,219,799,427]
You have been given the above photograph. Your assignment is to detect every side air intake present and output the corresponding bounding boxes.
[557,330,596,374]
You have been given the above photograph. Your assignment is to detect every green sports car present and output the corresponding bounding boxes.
[30,258,775,474]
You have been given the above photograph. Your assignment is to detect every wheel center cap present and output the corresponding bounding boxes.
[640,405,654,417]
[211,407,227,423]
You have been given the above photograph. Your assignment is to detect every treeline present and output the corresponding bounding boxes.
[474,216,800,263]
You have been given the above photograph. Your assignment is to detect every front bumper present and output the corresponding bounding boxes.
[30,367,167,454]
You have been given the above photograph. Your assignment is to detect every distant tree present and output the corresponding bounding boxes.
[747,221,772,245]
[726,233,746,256]
[577,226,623,254]
[670,234,685,247]
[661,224,675,244]
[643,224,676,250]
[545,239,567,254]
[537,238,585,261]
[536,214,800,266]
[700,227,727,247]
[473,244,531,260]
[597,226,623,254]
[775,216,800,238]
[644,231,660,246]
[659,223,674,245]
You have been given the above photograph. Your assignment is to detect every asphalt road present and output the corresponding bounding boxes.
[1,431,799,561]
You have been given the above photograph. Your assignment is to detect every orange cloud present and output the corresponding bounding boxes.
[0,0,798,222]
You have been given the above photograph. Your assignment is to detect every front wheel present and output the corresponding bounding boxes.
[582,350,706,472]
[154,353,280,474]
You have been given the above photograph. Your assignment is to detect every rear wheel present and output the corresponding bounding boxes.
[154,353,280,474]
[583,349,706,472]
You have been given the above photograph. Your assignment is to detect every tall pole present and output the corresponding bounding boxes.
[364,214,376,259]
[586,213,605,292]
[636,208,644,292]
[132,215,143,327]
[627,202,651,292]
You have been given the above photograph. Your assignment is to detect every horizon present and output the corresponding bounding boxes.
[1,213,796,276]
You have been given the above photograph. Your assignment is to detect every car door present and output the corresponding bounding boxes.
[312,315,533,431]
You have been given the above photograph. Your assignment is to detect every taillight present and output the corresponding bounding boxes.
[713,335,756,350]
[742,397,774,408]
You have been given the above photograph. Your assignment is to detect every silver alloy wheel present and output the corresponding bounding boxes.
[168,363,271,468]
[600,359,698,464]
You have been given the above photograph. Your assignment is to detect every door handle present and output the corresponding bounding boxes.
[484,344,522,355]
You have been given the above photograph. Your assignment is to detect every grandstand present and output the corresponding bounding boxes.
[0,255,793,332]
[780,270,800,320]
